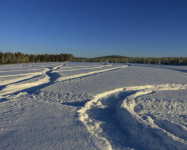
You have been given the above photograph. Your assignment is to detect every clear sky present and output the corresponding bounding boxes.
[0,0,187,58]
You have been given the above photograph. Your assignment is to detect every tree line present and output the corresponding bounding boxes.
[74,55,187,65]
[0,51,187,65]
[0,51,74,64]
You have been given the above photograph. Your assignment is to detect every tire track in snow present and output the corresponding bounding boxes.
[52,65,112,72]
[78,83,187,150]
[78,88,124,150]
[0,64,126,91]
[52,64,65,70]
[0,64,64,100]
[0,68,49,86]
[59,64,110,69]
[0,71,47,77]
[56,65,128,82]
[0,68,43,73]
[0,64,127,101]
[0,68,50,99]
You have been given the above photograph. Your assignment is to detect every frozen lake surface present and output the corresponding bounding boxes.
[0,62,187,150]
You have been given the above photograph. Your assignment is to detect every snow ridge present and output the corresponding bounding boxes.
[53,65,111,72]
[0,68,49,86]
[78,88,124,150]
[0,63,65,99]
[78,83,187,150]
[57,65,127,82]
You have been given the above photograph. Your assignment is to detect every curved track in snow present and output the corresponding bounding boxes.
[78,83,187,150]
[0,64,127,101]
[52,64,112,72]
[57,65,127,82]
[0,68,49,86]
[0,64,63,99]
[1,63,187,150]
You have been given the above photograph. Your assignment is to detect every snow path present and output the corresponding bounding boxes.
[77,88,124,150]
[0,64,66,99]
[0,75,50,98]
[78,83,187,150]
[52,65,112,72]
[0,68,42,73]
[57,65,127,82]
[0,71,47,77]
[0,64,63,99]
[0,68,48,86]
[0,69,50,99]
[0,64,127,101]
[59,65,109,69]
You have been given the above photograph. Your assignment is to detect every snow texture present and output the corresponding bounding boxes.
[0,62,187,150]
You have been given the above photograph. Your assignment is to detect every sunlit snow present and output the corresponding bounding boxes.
[0,62,187,150]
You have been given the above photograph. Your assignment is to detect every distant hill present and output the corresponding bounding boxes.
[93,55,129,59]
[86,55,129,63]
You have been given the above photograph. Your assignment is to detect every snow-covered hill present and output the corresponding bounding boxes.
[0,62,186,150]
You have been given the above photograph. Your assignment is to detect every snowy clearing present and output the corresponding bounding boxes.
[0,62,187,150]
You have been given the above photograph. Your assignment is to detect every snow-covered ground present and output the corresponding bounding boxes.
[0,62,186,150]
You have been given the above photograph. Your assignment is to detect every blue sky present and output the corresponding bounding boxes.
[0,0,187,57]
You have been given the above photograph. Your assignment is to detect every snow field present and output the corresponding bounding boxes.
[0,62,187,150]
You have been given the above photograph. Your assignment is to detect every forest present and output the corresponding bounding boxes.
[75,55,187,65]
[0,51,187,65]
[0,51,74,64]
